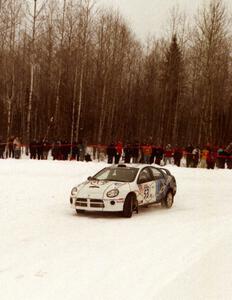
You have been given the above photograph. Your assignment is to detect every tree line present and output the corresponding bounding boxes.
[0,0,231,147]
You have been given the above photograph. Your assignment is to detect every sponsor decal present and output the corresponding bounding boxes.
[116,198,125,203]
[90,180,107,186]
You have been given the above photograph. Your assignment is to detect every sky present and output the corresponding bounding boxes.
[97,0,229,41]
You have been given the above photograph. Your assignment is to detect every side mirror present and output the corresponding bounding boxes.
[87,176,92,181]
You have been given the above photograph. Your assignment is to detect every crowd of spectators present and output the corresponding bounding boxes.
[106,142,232,169]
[0,136,231,169]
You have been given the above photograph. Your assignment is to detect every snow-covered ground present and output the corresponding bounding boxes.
[0,159,231,300]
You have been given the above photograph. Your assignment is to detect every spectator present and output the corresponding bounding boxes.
[7,136,14,158]
[199,146,209,168]
[142,143,152,164]
[42,140,51,160]
[85,153,92,162]
[216,146,226,169]
[115,141,123,164]
[98,144,106,162]
[150,145,156,164]
[164,144,173,165]
[124,142,132,163]
[154,145,164,165]
[78,140,85,161]
[225,142,232,169]
[107,142,116,164]
[0,137,6,158]
[71,142,80,161]
[192,146,200,168]
[173,146,183,167]
[62,140,70,160]
[36,140,43,160]
[52,140,61,160]
[13,137,21,159]
[185,144,194,167]
[206,145,216,169]
[30,140,37,159]
[131,141,140,163]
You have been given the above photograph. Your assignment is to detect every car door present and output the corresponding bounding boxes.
[137,167,155,205]
[150,167,166,202]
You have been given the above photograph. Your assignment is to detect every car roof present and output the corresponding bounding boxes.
[109,164,166,171]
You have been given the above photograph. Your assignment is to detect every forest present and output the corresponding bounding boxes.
[0,0,231,147]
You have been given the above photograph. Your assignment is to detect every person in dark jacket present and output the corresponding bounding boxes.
[71,142,80,160]
[85,153,92,162]
[42,140,51,160]
[206,146,216,169]
[0,138,6,158]
[131,141,140,163]
[62,140,70,160]
[52,140,61,160]
[7,136,14,158]
[185,144,194,167]
[150,145,156,164]
[124,143,132,163]
[225,142,232,169]
[30,140,37,159]
[173,146,183,167]
[107,142,116,164]
[216,146,226,169]
[36,140,43,160]
[155,146,164,165]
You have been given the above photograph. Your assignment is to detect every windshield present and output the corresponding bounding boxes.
[92,167,139,182]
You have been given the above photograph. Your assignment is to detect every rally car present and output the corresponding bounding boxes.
[70,164,177,218]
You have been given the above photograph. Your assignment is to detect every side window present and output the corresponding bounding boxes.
[138,168,153,184]
[150,168,164,180]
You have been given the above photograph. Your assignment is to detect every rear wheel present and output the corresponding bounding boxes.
[161,191,174,208]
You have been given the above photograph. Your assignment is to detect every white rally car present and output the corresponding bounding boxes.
[70,164,177,218]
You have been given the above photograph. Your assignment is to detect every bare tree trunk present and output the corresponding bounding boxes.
[70,66,78,153]
[26,0,37,146]
[97,79,107,143]
[54,0,66,138]
[75,0,93,143]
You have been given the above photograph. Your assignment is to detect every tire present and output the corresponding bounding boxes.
[161,191,174,208]
[76,209,85,214]
[122,194,134,218]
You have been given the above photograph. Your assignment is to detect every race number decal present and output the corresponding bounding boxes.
[144,185,150,199]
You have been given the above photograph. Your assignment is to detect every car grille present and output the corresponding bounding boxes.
[75,198,104,208]
[75,198,88,207]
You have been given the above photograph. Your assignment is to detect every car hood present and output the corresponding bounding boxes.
[76,180,129,198]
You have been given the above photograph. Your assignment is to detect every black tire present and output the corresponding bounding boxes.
[122,194,134,218]
[161,191,174,208]
[76,209,85,214]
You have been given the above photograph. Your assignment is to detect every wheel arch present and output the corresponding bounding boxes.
[125,191,137,202]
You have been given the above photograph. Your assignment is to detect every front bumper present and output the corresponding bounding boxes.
[70,196,124,212]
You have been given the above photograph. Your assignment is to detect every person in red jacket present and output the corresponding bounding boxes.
[115,141,123,164]
[164,144,173,165]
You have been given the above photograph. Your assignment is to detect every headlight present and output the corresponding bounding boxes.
[106,189,119,198]
[71,187,78,195]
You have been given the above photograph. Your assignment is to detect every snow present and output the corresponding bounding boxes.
[0,159,231,300]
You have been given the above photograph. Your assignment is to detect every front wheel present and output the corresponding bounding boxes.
[161,191,174,208]
[122,195,134,218]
